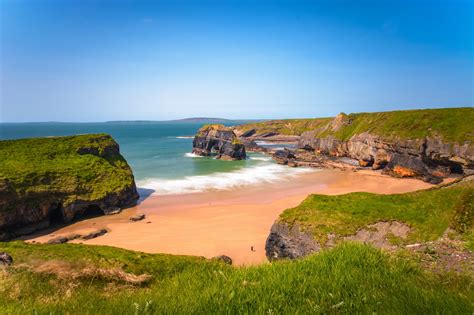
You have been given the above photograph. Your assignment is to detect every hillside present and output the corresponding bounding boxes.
[0,241,472,314]
[0,134,138,238]
[267,177,474,261]
[236,107,474,143]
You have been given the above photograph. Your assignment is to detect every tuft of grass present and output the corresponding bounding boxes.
[279,178,474,246]
[236,107,474,143]
[0,241,472,314]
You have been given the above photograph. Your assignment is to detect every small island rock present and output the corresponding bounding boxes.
[192,125,246,160]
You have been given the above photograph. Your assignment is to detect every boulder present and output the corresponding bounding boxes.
[0,252,13,266]
[192,125,246,160]
[272,149,296,165]
[129,214,146,222]
[47,236,69,244]
[82,229,108,240]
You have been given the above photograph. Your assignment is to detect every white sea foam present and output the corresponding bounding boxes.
[137,164,314,195]
[176,136,194,139]
[249,156,272,161]
[184,153,203,158]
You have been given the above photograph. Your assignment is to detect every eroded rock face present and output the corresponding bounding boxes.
[265,222,320,261]
[297,131,473,182]
[192,125,246,160]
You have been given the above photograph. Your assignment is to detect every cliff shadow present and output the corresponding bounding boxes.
[137,187,155,203]
[17,205,111,241]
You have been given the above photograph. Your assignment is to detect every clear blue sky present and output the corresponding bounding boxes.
[1,0,473,122]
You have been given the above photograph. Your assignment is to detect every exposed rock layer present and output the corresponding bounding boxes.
[297,130,472,182]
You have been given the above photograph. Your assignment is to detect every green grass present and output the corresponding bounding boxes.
[236,107,474,143]
[0,241,472,314]
[237,117,332,136]
[279,178,474,246]
[0,134,135,210]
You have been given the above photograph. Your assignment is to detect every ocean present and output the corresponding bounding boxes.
[0,122,311,195]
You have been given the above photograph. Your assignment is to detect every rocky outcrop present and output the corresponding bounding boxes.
[297,130,473,182]
[0,134,139,240]
[266,223,320,261]
[192,125,246,160]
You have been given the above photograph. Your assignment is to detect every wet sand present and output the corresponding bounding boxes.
[26,169,434,265]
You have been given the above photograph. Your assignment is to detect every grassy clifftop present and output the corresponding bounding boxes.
[279,177,474,248]
[0,134,135,207]
[0,241,472,313]
[236,107,474,142]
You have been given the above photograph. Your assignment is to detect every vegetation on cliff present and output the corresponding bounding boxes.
[0,134,136,208]
[193,124,246,160]
[279,178,473,248]
[237,107,474,143]
[0,241,472,314]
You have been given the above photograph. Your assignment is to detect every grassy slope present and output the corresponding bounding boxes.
[279,178,474,247]
[0,241,472,314]
[0,134,135,207]
[236,107,474,143]
[237,118,332,136]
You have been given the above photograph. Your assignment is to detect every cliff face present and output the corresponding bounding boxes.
[0,134,139,239]
[298,121,473,182]
[255,108,474,182]
[192,124,246,160]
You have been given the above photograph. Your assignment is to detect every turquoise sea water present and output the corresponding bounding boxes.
[0,122,311,195]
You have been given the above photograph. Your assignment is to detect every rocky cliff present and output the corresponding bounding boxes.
[0,134,139,240]
[192,124,246,160]
[239,108,473,183]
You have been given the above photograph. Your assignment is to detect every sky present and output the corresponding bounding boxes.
[0,0,473,122]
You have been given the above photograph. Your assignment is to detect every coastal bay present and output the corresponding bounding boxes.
[24,169,434,265]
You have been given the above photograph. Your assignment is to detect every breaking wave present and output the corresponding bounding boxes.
[137,164,314,195]
[184,153,203,158]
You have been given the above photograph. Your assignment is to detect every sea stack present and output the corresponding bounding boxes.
[192,124,246,160]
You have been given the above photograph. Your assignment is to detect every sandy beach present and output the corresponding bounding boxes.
[25,169,435,265]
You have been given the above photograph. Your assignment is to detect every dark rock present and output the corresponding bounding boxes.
[82,229,108,240]
[272,149,296,165]
[192,125,246,160]
[0,252,13,266]
[240,128,256,137]
[265,222,320,261]
[212,255,233,265]
[47,233,82,244]
[47,236,69,244]
[130,214,146,222]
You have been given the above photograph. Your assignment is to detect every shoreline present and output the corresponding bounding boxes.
[24,169,436,265]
